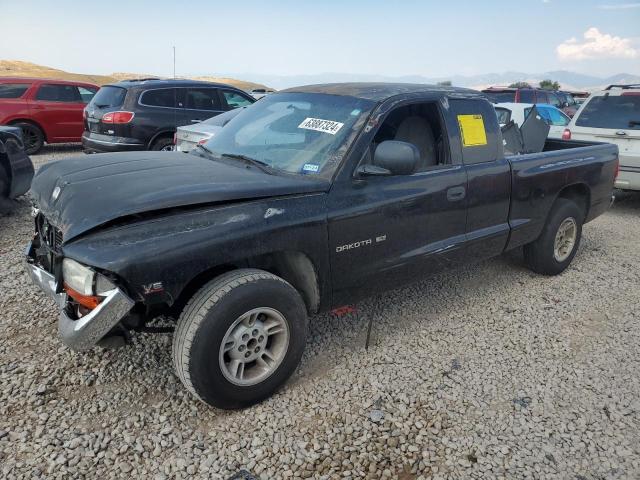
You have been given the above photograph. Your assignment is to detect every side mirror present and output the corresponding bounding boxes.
[371,140,418,176]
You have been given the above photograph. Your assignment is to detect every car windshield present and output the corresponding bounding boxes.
[575,95,640,130]
[202,92,375,177]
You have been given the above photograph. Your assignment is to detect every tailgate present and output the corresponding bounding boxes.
[571,129,640,168]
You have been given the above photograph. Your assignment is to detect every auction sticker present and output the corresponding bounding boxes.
[457,114,487,147]
[298,117,344,135]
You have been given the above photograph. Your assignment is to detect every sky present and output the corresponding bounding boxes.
[0,0,638,79]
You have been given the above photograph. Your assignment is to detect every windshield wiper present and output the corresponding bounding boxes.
[220,153,275,174]
[629,120,640,127]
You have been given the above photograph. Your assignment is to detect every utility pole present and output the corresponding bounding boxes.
[173,46,176,79]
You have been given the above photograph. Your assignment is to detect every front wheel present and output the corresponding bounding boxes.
[524,198,584,275]
[172,269,308,409]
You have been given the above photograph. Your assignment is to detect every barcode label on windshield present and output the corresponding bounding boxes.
[298,117,344,135]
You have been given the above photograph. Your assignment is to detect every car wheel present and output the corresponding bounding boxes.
[524,198,584,275]
[13,122,44,155]
[151,137,174,151]
[172,269,308,409]
[0,166,8,199]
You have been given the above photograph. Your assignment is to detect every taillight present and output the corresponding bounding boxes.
[102,111,135,124]
[83,108,87,120]
[562,128,571,140]
[615,158,620,181]
[198,138,208,145]
[173,133,177,144]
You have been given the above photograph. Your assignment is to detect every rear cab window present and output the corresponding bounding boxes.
[90,86,126,108]
[575,94,640,130]
[0,83,31,99]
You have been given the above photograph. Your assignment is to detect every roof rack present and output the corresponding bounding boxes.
[121,77,162,82]
[604,84,640,90]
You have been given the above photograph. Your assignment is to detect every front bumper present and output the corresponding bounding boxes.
[24,242,134,351]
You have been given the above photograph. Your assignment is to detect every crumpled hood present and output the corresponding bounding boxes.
[31,151,329,241]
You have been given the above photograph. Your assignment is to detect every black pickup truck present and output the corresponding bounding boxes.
[25,83,618,409]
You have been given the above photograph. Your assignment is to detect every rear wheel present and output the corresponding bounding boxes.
[151,136,174,151]
[13,122,44,155]
[524,198,584,275]
[172,269,308,409]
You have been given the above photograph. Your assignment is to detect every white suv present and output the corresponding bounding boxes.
[565,84,640,191]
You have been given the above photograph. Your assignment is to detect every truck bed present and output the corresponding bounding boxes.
[505,139,618,250]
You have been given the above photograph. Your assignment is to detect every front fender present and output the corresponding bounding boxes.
[62,194,329,307]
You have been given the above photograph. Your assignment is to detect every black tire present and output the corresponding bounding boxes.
[0,169,8,200]
[524,198,584,275]
[13,122,44,155]
[151,136,174,151]
[172,269,308,409]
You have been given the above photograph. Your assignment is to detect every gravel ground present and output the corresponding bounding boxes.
[1,149,639,479]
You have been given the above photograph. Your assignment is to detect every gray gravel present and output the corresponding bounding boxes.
[1,149,639,479]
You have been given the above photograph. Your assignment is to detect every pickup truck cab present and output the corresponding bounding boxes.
[25,83,618,409]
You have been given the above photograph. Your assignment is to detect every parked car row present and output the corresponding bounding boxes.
[0,77,257,154]
[482,86,579,117]
[494,102,571,139]
[0,77,98,154]
[82,79,255,153]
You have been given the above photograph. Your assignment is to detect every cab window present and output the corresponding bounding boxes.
[362,101,450,174]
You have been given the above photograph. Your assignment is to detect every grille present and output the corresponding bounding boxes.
[35,213,63,252]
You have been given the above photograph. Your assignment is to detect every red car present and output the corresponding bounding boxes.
[0,77,99,154]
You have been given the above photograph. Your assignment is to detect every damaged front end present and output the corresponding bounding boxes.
[24,211,134,351]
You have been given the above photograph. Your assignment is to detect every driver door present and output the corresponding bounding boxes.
[326,100,468,306]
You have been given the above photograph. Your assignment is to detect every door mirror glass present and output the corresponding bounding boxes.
[372,140,418,175]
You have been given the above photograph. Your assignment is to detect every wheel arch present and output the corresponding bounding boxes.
[8,118,48,142]
[148,129,175,149]
[172,250,322,317]
[554,182,590,221]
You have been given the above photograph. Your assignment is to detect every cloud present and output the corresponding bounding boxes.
[556,27,638,60]
[597,3,640,9]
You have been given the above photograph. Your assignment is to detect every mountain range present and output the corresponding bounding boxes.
[219,70,640,91]
[2,60,639,92]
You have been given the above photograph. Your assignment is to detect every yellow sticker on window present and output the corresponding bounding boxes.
[457,114,487,147]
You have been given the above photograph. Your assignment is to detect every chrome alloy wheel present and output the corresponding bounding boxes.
[553,217,577,262]
[219,307,290,386]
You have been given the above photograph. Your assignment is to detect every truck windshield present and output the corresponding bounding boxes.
[202,92,375,177]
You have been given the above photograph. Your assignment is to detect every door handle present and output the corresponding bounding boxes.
[190,119,202,123]
[615,131,627,136]
[447,186,466,201]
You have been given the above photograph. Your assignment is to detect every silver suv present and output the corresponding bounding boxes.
[566,84,640,191]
